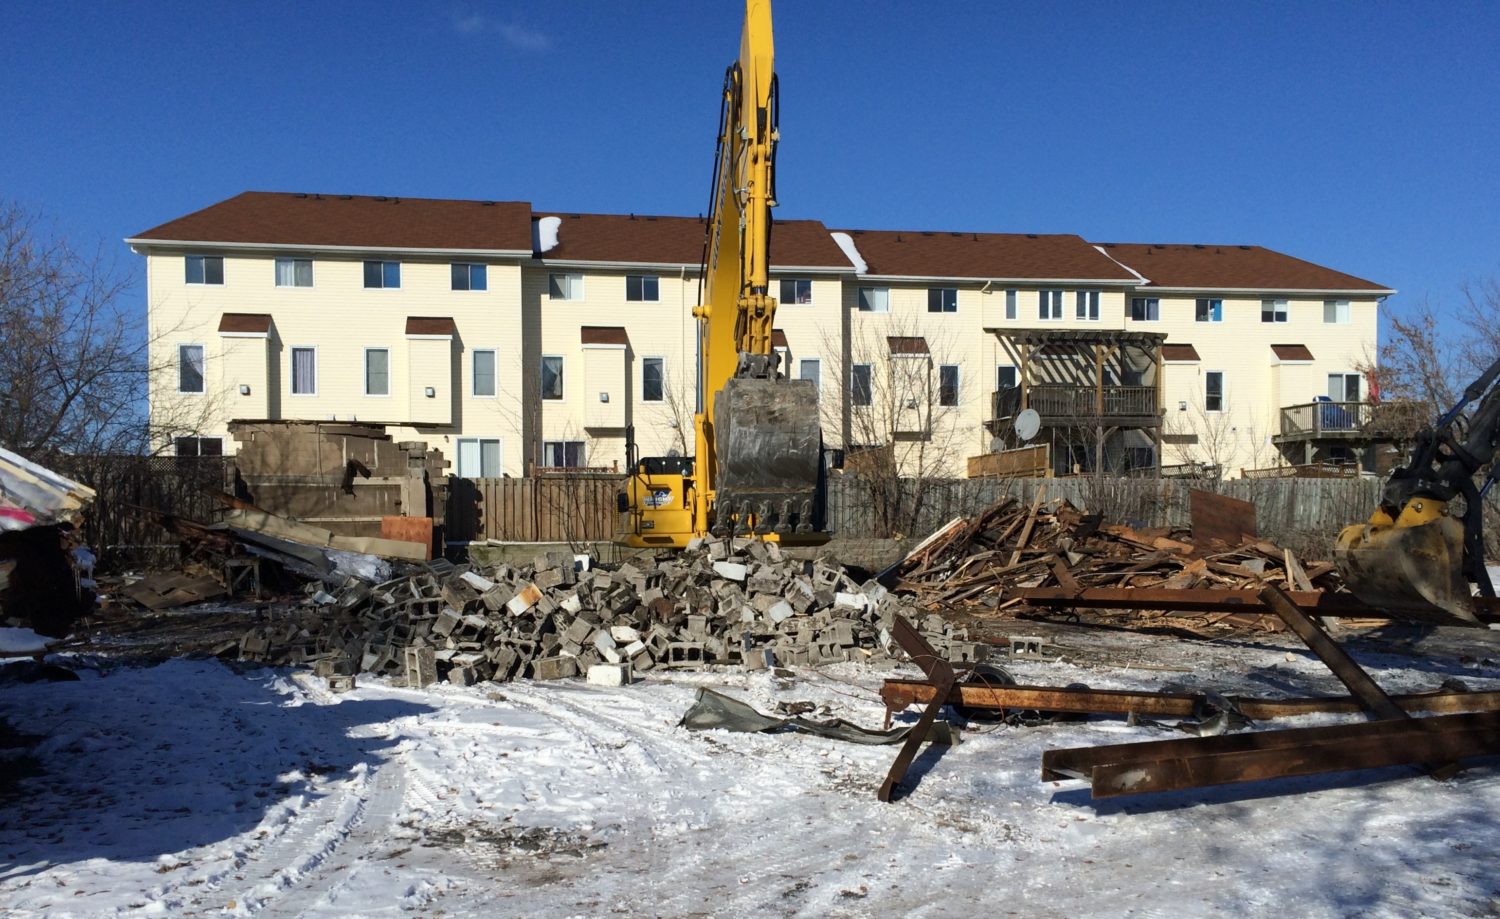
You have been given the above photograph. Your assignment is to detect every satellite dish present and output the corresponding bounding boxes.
[1014,408,1041,443]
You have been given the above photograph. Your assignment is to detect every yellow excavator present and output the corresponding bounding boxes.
[1335,355,1500,623]
[616,0,826,549]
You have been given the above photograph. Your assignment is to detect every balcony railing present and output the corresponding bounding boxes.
[993,384,1159,421]
[1278,401,1374,438]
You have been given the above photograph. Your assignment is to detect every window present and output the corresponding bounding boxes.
[1127,446,1155,471]
[1205,371,1224,412]
[928,287,958,313]
[626,275,659,302]
[779,278,812,304]
[857,287,889,313]
[472,349,497,397]
[1075,290,1100,321]
[365,348,389,396]
[1324,299,1351,324]
[452,263,487,291]
[799,358,820,395]
[275,257,312,287]
[177,344,205,393]
[996,365,1018,390]
[1195,298,1223,322]
[1005,289,1017,320]
[456,438,502,477]
[540,355,564,400]
[291,346,316,395]
[642,357,664,402]
[548,272,582,300]
[363,260,401,289]
[850,364,873,406]
[1130,297,1160,321]
[174,436,223,457]
[1261,298,1288,323]
[1329,372,1361,402]
[542,441,586,468]
[1038,289,1063,320]
[185,255,223,285]
[939,364,960,407]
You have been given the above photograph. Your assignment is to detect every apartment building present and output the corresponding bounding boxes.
[131,191,1392,479]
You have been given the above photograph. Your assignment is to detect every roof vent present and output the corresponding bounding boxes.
[895,233,903,242]
[628,213,636,220]
[373,196,387,202]
[339,194,352,200]
[971,233,978,241]
[295,193,308,198]
[481,200,495,206]
[645,216,657,221]
[1026,234,1038,239]
[1194,244,1204,249]
[920,231,933,237]
[1239,245,1251,250]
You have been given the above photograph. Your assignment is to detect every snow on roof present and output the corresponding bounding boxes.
[532,216,561,255]
[830,232,867,275]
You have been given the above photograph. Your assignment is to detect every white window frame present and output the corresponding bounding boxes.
[290,345,318,396]
[850,363,873,407]
[1075,290,1100,321]
[799,357,821,396]
[184,254,223,286]
[1038,289,1063,320]
[548,272,583,301]
[451,262,488,291]
[541,440,587,469]
[857,287,889,313]
[1261,298,1289,323]
[363,347,390,397]
[626,275,659,302]
[1204,370,1225,413]
[177,343,206,394]
[1323,299,1351,324]
[472,349,498,397]
[1005,289,1017,320]
[928,287,958,313]
[1130,297,1160,322]
[938,364,960,407]
[641,356,665,403]
[455,437,504,478]
[274,257,314,288]
[779,278,813,305]
[363,260,401,290]
[540,354,565,401]
[1195,298,1223,323]
[1328,372,1362,402]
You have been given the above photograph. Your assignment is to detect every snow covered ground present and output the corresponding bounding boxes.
[3,622,1500,918]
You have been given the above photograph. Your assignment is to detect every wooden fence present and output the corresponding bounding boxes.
[446,474,624,544]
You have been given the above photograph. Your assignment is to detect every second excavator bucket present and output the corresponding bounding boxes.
[712,375,822,537]
[1333,516,1476,623]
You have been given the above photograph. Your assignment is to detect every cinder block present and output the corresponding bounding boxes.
[532,655,578,681]
[587,663,633,687]
[712,561,748,581]
[507,583,542,615]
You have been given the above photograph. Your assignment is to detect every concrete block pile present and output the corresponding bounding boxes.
[236,540,984,688]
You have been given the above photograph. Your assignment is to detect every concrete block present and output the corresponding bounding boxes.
[460,570,495,593]
[766,600,794,624]
[712,561,748,581]
[834,591,868,613]
[592,630,618,653]
[559,592,583,614]
[564,617,593,645]
[609,625,640,644]
[507,583,542,615]
[665,642,705,669]
[532,655,578,681]
[405,647,438,688]
[587,663,633,686]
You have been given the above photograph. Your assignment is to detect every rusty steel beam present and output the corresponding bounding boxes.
[1042,710,1500,798]
[1257,585,1406,719]
[1015,586,1368,614]
[878,617,956,803]
[882,679,1500,721]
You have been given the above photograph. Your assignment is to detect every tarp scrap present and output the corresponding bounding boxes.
[679,687,916,746]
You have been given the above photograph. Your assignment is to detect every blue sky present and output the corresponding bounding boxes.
[4,1,1498,329]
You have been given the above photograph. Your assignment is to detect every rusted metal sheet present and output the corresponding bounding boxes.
[881,679,1500,722]
[878,617,956,803]
[1189,488,1258,547]
[380,516,433,560]
[1042,711,1500,798]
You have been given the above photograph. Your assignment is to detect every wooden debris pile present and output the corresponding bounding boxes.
[893,493,1343,629]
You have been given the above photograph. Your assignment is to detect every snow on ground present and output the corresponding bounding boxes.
[3,623,1500,918]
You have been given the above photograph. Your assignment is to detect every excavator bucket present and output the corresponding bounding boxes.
[712,376,823,537]
[1333,516,1476,623]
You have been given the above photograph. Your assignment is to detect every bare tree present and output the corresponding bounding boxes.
[1163,394,1236,478]
[1368,299,1457,418]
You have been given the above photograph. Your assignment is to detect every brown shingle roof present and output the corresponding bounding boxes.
[581,326,629,346]
[1271,343,1315,361]
[887,336,930,355]
[833,229,1137,281]
[218,313,272,334]
[132,192,533,253]
[405,316,457,336]
[1096,242,1390,292]
[771,329,789,349]
[535,212,853,269]
[1161,343,1200,362]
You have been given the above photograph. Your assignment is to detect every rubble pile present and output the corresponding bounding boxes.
[895,495,1342,609]
[236,540,984,688]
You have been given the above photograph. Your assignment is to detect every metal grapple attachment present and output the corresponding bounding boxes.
[712,375,821,536]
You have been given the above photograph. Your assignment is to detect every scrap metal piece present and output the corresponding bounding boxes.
[878,616,957,802]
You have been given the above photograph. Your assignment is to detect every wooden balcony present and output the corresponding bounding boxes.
[992,384,1161,428]
[1274,401,1376,443]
